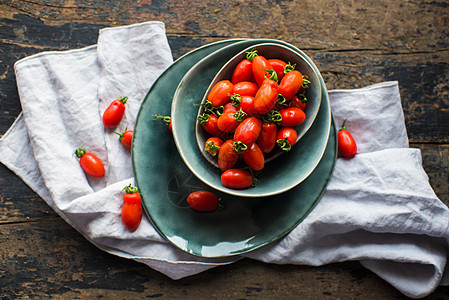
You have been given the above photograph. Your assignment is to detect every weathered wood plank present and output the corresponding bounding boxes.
[3,218,449,299]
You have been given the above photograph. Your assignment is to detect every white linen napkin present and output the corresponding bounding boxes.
[0,21,447,299]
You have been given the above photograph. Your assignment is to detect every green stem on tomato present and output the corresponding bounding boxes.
[339,119,347,131]
[302,75,310,89]
[74,147,86,158]
[123,183,139,194]
[234,109,247,122]
[233,141,248,154]
[262,110,282,124]
[230,93,242,107]
[284,62,296,74]
[263,69,278,82]
[153,114,171,126]
[118,96,128,104]
[205,141,221,157]
[246,49,258,62]
[197,113,210,125]
[277,137,292,152]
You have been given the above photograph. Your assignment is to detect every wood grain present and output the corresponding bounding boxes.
[0,0,448,298]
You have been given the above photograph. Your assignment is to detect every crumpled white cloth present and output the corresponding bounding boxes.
[0,21,448,299]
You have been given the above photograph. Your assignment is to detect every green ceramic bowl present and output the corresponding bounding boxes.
[172,42,328,198]
[195,43,321,169]
[133,39,336,257]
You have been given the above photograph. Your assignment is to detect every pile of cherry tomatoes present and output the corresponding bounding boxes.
[198,49,310,190]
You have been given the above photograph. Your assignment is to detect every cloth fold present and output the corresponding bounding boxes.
[0,21,448,298]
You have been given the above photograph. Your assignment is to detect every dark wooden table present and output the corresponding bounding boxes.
[1,1,448,298]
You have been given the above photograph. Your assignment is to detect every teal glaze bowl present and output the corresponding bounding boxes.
[133,39,336,257]
[171,41,329,198]
[196,43,321,170]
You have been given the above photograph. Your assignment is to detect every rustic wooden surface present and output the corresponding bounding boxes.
[1,0,448,298]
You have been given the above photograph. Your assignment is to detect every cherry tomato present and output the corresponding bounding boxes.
[231,59,254,84]
[233,117,262,147]
[276,127,297,151]
[256,122,277,153]
[221,169,253,189]
[232,81,259,97]
[290,94,307,111]
[278,70,303,101]
[198,113,222,136]
[122,184,142,231]
[187,191,221,212]
[236,95,259,117]
[268,58,287,81]
[115,127,133,149]
[252,55,276,87]
[242,143,264,171]
[217,110,245,133]
[223,102,237,113]
[254,79,279,115]
[204,137,223,157]
[279,107,306,127]
[103,96,128,128]
[218,140,239,171]
[338,120,357,158]
[74,147,105,178]
[208,80,234,108]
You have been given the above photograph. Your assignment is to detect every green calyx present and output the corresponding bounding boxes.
[74,147,86,158]
[284,62,296,74]
[153,114,171,126]
[123,183,139,194]
[234,109,247,122]
[277,137,292,152]
[298,91,308,102]
[233,141,248,154]
[118,96,128,104]
[339,119,347,131]
[263,69,278,82]
[302,75,310,89]
[262,110,282,124]
[197,113,210,125]
[230,93,242,107]
[246,49,258,62]
[203,100,223,117]
[205,141,221,157]
[276,94,288,106]
[114,125,128,141]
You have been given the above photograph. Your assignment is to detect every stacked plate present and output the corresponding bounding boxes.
[132,39,337,257]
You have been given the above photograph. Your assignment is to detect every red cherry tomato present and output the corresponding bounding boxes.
[231,59,254,84]
[268,58,287,81]
[232,81,259,97]
[221,169,253,189]
[122,184,142,231]
[208,80,234,108]
[223,102,237,113]
[242,142,264,171]
[278,70,303,101]
[217,110,245,133]
[199,113,222,136]
[254,79,279,115]
[204,137,223,157]
[279,107,306,127]
[276,127,297,151]
[256,122,277,153]
[338,120,357,158]
[290,94,307,111]
[252,55,275,87]
[115,127,133,149]
[218,140,239,171]
[233,117,262,147]
[74,147,105,178]
[236,95,259,117]
[103,96,128,128]
[187,191,220,212]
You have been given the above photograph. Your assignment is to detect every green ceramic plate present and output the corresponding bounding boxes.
[132,39,337,258]
[172,42,325,197]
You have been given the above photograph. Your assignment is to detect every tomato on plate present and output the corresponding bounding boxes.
[279,107,306,127]
[122,184,142,231]
[289,94,307,111]
[278,70,303,101]
[208,80,234,107]
[337,120,357,158]
[218,139,239,171]
[254,79,279,115]
[235,95,259,117]
[198,113,222,137]
[276,127,298,151]
[252,54,276,87]
[204,137,223,156]
[256,122,277,153]
[115,127,133,149]
[103,96,128,128]
[268,58,287,81]
[74,147,105,178]
[217,110,245,133]
[242,142,264,171]
[232,81,259,97]
[187,191,221,212]
[231,58,254,84]
[221,168,253,189]
[233,116,262,147]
